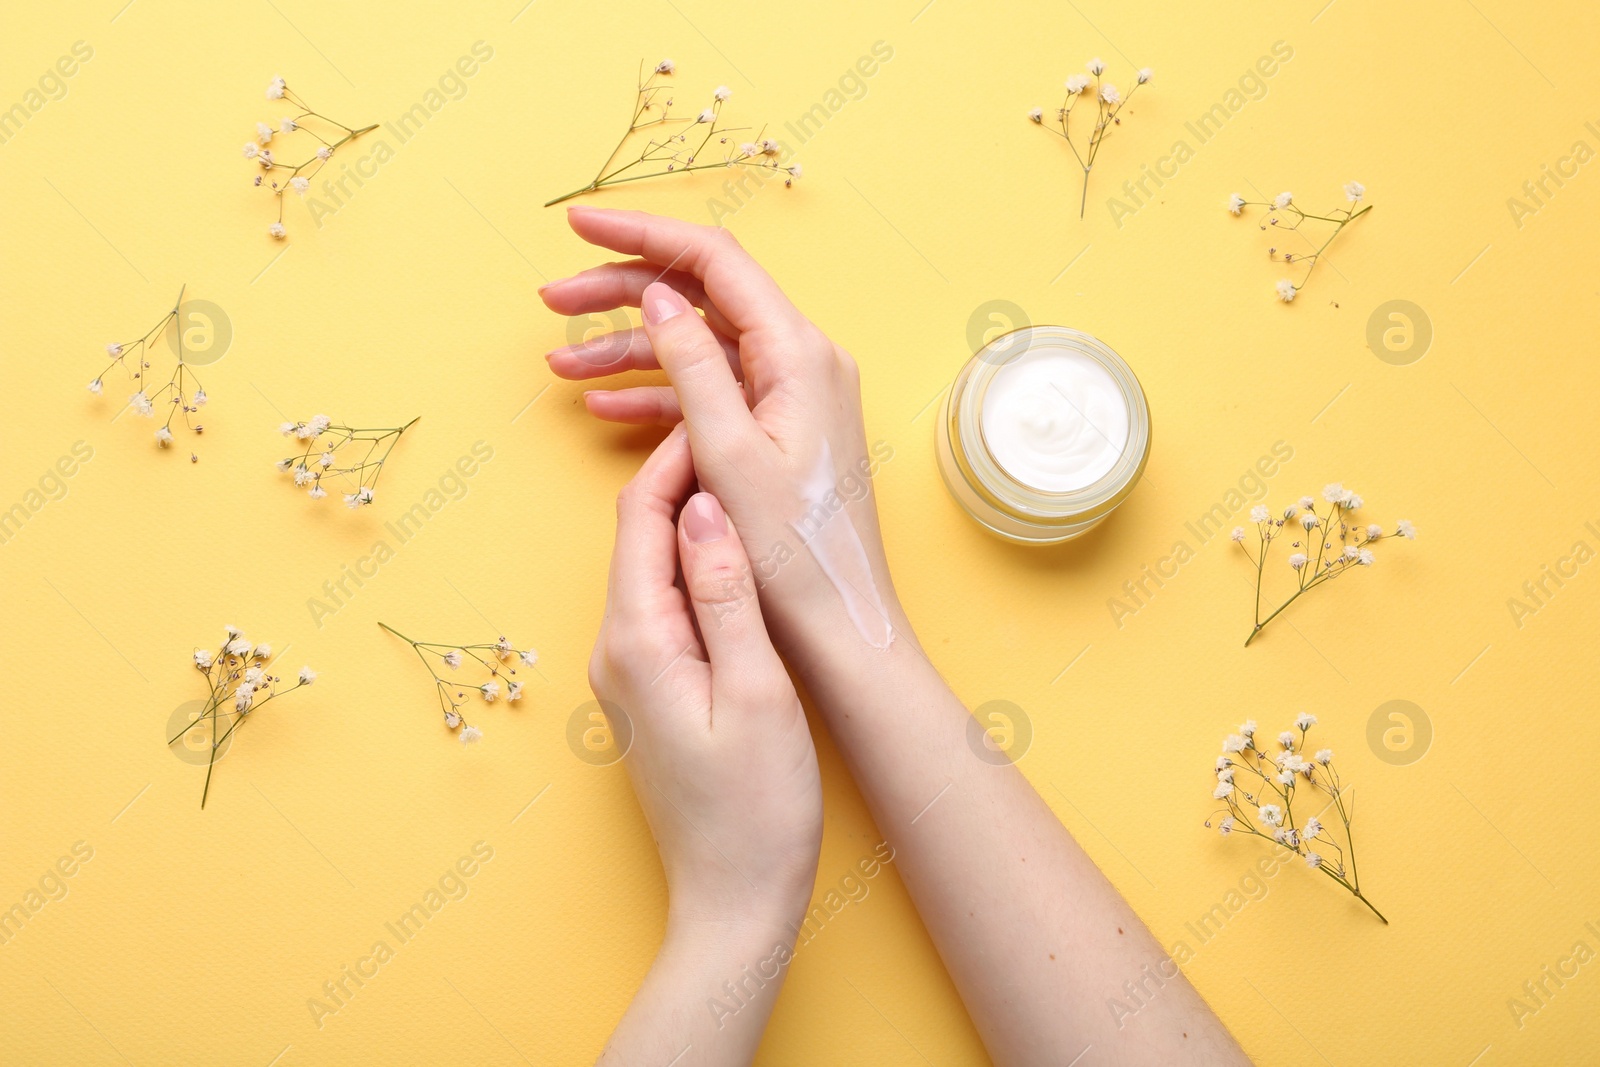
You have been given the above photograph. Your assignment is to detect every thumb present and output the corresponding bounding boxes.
[676,491,781,692]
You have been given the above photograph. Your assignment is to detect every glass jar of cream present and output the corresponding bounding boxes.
[936,325,1151,544]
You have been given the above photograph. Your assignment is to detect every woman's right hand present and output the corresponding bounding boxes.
[540,207,907,660]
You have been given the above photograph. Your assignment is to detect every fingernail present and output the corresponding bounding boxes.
[537,278,569,295]
[683,492,727,543]
[642,282,686,326]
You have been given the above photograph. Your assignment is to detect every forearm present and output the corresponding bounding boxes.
[788,623,1248,1065]
[599,914,801,1067]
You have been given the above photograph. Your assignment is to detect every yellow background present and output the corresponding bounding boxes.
[3,0,1598,1063]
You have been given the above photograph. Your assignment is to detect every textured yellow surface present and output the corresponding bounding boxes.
[3,0,1598,1063]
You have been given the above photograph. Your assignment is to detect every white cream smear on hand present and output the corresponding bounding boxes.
[791,441,894,649]
[980,343,1130,492]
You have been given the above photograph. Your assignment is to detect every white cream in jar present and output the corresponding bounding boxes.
[936,326,1150,544]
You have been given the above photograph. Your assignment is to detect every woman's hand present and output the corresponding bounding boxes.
[590,427,823,1066]
[541,207,906,663]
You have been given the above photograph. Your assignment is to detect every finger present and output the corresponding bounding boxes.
[639,282,763,462]
[583,386,684,426]
[539,260,740,338]
[548,325,741,381]
[605,426,695,614]
[676,492,781,689]
[566,207,805,337]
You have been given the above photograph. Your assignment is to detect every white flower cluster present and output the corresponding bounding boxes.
[1235,485,1416,645]
[1225,183,1371,301]
[382,624,538,745]
[1030,58,1152,219]
[546,60,801,205]
[1209,715,1386,921]
[274,416,417,508]
[91,287,208,456]
[245,75,376,240]
[179,625,315,807]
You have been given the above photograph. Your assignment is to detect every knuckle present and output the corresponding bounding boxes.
[686,560,755,613]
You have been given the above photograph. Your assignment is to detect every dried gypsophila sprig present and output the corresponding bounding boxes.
[244,74,377,240]
[170,626,315,808]
[90,285,208,456]
[1233,483,1416,646]
[1030,58,1152,218]
[545,59,801,207]
[379,623,538,744]
[274,415,418,509]
[1226,183,1371,302]
[1208,714,1386,923]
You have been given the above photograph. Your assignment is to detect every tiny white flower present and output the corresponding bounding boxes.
[1397,519,1416,540]
[460,725,483,744]
[224,625,241,636]
[267,75,286,100]
[1278,730,1296,749]
[1276,279,1297,302]
[269,222,286,240]
[1213,781,1234,799]
[786,163,803,178]
[1028,107,1043,123]
[1277,770,1295,786]
[1343,545,1359,561]
[256,122,274,143]
[89,378,104,395]
[1295,712,1317,730]
[291,176,310,197]
[1065,74,1090,94]
[235,684,255,712]
[480,680,500,702]
[1222,734,1246,754]
[443,651,462,669]
[1239,719,1257,737]
[520,649,538,667]
[278,421,296,436]
[257,149,273,167]
[713,85,730,101]
[1227,193,1245,215]
[130,391,154,417]
[308,414,332,435]
[1259,804,1283,827]
[444,711,462,728]
[1087,57,1106,75]
[1217,765,1235,782]
[1366,523,1383,539]
[1100,83,1120,105]
[1323,483,1344,503]
[655,59,675,74]
[155,426,173,446]
[243,667,265,686]
[1250,504,1270,523]
[1344,180,1365,202]
[697,108,715,123]
[1282,504,1298,520]
[319,451,334,468]
[1215,756,1233,771]
[1345,493,1363,509]
[316,145,332,160]
[1289,552,1308,569]
[1137,67,1153,84]
[280,117,296,134]
[1305,852,1322,869]
[307,486,326,499]
[1304,817,1323,839]
[344,487,374,508]
[194,649,214,669]
[1231,527,1245,542]
[242,142,259,159]
[1315,748,1334,764]
[1218,816,1236,836]
[193,389,207,407]
[1299,496,1315,510]
[761,139,780,154]
[1300,513,1319,529]
[253,643,272,659]
[1358,548,1375,566]
[739,141,759,155]
[1273,191,1293,209]
[275,458,293,472]
[507,682,524,702]
[293,465,312,486]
